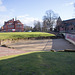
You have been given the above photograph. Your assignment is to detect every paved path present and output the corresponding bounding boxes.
[0,39,75,57]
[51,39,75,51]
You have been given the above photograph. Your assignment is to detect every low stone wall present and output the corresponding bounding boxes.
[65,33,75,45]
[0,39,30,46]
[0,36,56,46]
[0,39,19,45]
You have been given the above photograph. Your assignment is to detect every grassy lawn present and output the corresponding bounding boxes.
[0,32,55,40]
[0,52,75,75]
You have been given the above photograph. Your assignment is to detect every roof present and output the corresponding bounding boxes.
[63,18,75,22]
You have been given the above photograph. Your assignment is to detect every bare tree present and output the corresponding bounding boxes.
[43,10,58,31]
[42,20,48,32]
[24,25,32,32]
[33,20,42,32]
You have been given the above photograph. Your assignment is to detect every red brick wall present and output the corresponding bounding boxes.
[2,18,24,32]
[57,19,75,32]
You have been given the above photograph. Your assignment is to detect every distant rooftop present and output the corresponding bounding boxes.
[63,18,75,22]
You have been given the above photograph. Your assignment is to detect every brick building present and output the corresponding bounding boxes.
[1,18,24,32]
[56,17,75,33]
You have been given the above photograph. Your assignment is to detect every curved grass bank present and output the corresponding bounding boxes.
[0,32,55,40]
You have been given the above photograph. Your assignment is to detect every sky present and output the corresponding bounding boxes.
[0,0,75,27]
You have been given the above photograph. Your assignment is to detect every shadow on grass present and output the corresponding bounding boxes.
[0,52,75,75]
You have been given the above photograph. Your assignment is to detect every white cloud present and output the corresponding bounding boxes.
[17,15,42,27]
[0,15,43,28]
[10,9,15,13]
[0,15,11,27]
[65,2,75,6]
[0,0,43,27]
[0,0,2,5]
[18,15,29,18]
[8,9,15,16]
[0,0,7,11]
[0,5,7,11]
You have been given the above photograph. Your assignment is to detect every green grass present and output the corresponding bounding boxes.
[0,32,55,40]
[0,52,75,75]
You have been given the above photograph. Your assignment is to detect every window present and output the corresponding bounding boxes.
[8,29,12,32]
[71,28,73,30]
[9,23,12,24]
[16,29,22,32]
[8,25,14,28]
[16,25,22,28]
[18,23,20,24]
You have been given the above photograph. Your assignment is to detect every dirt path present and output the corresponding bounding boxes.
[8,39,75,51]
[0,39,75,57]
[8,39,52,51]
[0,47,30,57]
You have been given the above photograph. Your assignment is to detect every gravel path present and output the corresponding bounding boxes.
[0,39,75,57]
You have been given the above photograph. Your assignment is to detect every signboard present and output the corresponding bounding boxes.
[65,33,75,45]
[12,29,15,32]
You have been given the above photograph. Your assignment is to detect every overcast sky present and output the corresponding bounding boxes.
[0,0,75,27]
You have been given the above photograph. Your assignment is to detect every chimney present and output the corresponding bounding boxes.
[12,18,14,21]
